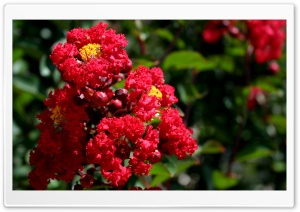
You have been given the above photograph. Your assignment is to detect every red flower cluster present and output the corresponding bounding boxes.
[202,20,243,43]
[246,20,286,63]
[29,84,89,189]
[125,66,178,122]
[29,22,198,190]
[50,22,132,89]
[202,20,286,64]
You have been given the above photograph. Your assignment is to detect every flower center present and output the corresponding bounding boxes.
[148,85,162,99]
[79,43,102,62]
[50,106,65,124]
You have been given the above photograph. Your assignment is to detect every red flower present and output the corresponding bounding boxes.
[30,22,198,190]
[28,84,89,189]
[158,108,198,160]
[202,20,240,43]
[80,173,95,188]
[268,61,280,74]
[203,20,225,43]
[246,20,286,63]
[125,66,178,122]
[247,86,265,110]
[86,115,161,186]
[50,22,131,88]
[203,20,286,64]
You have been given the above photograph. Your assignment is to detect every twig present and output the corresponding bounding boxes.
[226,120,245,176]
[137,35,146,55]
[226,45,253,176]
[245,45,253,86]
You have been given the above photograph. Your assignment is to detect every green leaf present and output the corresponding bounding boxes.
[254,76,283,94]
[213,170,239,190]
[13,165,31,178]
[155,29,173,41]
[163,50,216,71]
[209,56,235,73]
[272,161,286,172]
[236,146,273,162]
[149,117,161,127]
[14,75,39,94]
[132,58,155,69]
[47,179,68,190]
[151,175,170,187]
[164,161,177,177]
[199,140,226,154]
[13,48,24,62]
[268,115,286,134]
[149,163,170,176]
[176,160,198,174]
[13,59,28,75]
[225,46,246,57]
[13,75,45,101]
[176,83,188,104]
[224,34,247,57]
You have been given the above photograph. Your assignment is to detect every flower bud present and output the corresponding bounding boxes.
[92,91,109,106]
[108,99,123,113]
[228,26,239,37]
[115,88,128,101]
[148,150,162,163]
[73,94,87,106]
[122,59,132,73]
[268,61,280,74]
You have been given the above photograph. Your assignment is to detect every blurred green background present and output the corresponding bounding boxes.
[13,20,286,190]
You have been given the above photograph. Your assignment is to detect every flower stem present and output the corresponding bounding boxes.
[138,176,151,189]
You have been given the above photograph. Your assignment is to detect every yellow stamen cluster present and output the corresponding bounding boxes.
[50,106,65,124]
[148,85,162,99]
[79,43,102,62]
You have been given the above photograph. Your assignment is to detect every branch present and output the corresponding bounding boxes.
[137,34,146,55]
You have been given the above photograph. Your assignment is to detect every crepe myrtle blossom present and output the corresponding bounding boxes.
[202,20,286,64]
[50,22,132,89]
[29,22,198,190]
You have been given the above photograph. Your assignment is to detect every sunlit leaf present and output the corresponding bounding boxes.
[132,58,155,69]
[151,175,170,187]
[163,50,216,71]
[176,160,199,174]
[236,146,273,162]
[268,115,286,134]
[13,48,24,62]
[149,163,170,176]
[199,140,226,154]
[155,29,173,41]
[213,170,239,190]
[272,161,286,172]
